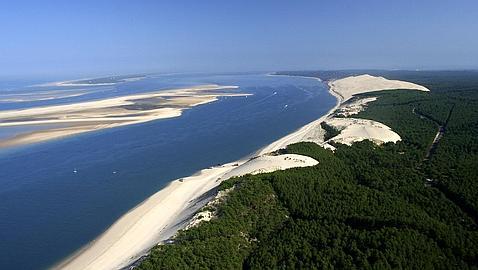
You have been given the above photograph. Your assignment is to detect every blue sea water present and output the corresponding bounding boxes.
[0,73,335,269]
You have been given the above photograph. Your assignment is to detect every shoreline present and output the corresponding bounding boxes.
[54,74,336,270]
[54,160,249,270]
[54,73,430,270]
[256,75,342,155]
[0,85,248,149]
[55,154,320,270]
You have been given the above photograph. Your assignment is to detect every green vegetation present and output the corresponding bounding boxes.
[68,74,144,85]
[139,72,478,269]
[320,121,341,141]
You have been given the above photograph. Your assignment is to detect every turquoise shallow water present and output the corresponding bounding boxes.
[0,73,335,269]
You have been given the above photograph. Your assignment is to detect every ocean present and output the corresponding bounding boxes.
[0,73,335,269]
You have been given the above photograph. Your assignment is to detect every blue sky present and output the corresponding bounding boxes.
[1,0,477,78]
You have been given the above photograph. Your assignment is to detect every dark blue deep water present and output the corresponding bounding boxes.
[0,73,335,269]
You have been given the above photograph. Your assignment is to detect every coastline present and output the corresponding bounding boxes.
[54,160,248,270]
[55,73,430,270]
[257,74,342,155]
[54,74,336,270]
[55,154,321,270]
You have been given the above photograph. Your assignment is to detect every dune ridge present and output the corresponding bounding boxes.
[329,74,429,101]
[55,74,430,270]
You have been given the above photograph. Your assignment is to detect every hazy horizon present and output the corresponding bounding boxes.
[1,0,477,78]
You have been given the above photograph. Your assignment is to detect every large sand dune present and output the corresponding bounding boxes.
[55,74,430,270]
[329,74,429,101]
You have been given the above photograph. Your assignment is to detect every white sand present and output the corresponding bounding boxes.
[55,154,318,270]
[325,118,401,145]
[221,154,318,179]
[259,74,429,151]
[257,78,342,154]
[55,74,430,270]
[0,85,249,148]
[35,76,145,87]
[0,85,239,120]
[0,90,92,103]
[334,97,378,117]
[329,74,429,101]
[322,74,430,145]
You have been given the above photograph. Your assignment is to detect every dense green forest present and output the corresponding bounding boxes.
[320,121,340,141]
[138,71,478,269]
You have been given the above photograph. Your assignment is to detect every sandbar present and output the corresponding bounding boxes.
[0,84,249,148]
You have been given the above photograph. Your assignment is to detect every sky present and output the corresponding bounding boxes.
[0,0,477,78]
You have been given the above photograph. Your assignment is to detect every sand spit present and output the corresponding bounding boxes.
[0,85,249,148]
[55,74,430,270]
[35,75,145,87]
[0,89,92,103]
[55,154,318,270]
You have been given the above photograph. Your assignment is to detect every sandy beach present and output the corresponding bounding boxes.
[259,74,429,151]
[55,74,430,270]
[55,154,318,270]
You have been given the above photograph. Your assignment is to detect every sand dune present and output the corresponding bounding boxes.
[325,118,401,145]
[55,74,430,270]
[55,154,318,270]
[222,154,318,179]
[329,74,429,101]
[334,97,377,117]
[322,74,429,146]
[260,74,427,151]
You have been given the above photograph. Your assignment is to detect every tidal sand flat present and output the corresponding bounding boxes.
[56,74,431,270]
[0,84,248,148]
[0,89,93,103]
